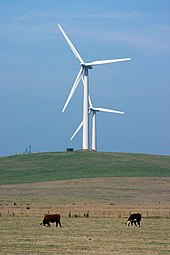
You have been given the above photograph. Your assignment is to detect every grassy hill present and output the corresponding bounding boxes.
[0,150,169,184]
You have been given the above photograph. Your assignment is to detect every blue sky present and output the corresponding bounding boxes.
[0,0,170,156]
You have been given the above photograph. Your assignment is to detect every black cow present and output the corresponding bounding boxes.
[126,213,141,227]
[41,214,62,227]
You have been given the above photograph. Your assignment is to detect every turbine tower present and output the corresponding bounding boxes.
[58,24,131,150]
[70,96,124,151]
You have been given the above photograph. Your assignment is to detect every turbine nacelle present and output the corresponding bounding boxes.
[80,63,93,69]
[89,107,98,112]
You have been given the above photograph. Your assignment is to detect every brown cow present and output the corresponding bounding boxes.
[41,214,62,227]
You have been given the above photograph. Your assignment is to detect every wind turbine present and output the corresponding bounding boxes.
[70,96,124,151]
[58,24,131,150]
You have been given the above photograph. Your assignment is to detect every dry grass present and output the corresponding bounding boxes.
[0,177,170,218]
[0,177,170,254]
[0,217,169,254]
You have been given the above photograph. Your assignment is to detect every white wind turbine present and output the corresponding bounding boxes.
[70,96,124,151]
[58,24,131,150]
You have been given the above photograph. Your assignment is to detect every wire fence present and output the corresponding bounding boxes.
[0,205,170,219]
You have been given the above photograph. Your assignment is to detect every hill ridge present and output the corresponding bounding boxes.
[0,151,169,184]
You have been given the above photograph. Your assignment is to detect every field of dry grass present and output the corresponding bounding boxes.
[0,177,170,254]
[0,217,169,254]
[0,177,170,217]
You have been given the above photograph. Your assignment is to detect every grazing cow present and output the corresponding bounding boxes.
[41,214,62,227]
[126,213,141,227]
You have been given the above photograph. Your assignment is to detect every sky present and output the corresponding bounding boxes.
[0,0,170,156]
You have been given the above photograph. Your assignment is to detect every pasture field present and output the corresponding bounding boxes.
[0,216,169,254]
[0,151,170,254]
[0,151,170,184]
[0,177,170,254]
[0,177,170,217]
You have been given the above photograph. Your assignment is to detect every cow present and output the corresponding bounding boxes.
[41,214,62,227]
[126,213,141,227]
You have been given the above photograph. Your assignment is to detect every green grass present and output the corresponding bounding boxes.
[0,150,170,184]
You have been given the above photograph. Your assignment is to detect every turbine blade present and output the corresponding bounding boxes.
[81,75,85,85]
[88,109,92,114]
[58,24,84,64]
[88,95,93,108]
[90,107,124,114]
[70,108,92,140]
[62,67,83,112]
[86,58,131,67]
[70,121,83,140]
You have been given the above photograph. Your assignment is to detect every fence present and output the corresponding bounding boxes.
[0,204,170,219]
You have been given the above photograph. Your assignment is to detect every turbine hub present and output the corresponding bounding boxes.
[80,63,93,69]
